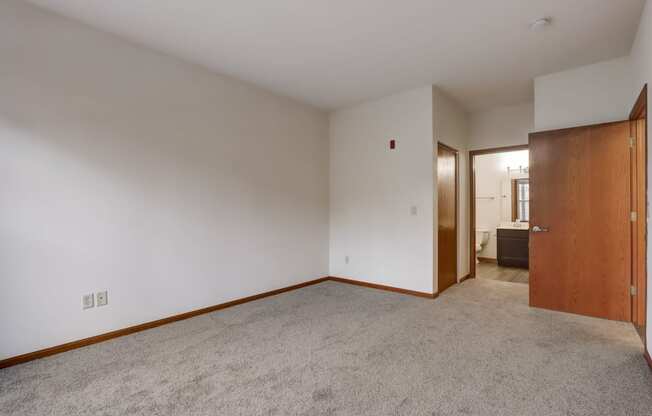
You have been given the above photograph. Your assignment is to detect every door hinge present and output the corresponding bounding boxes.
[630,211,638,222]
[630,286,638,296]
[630,137,636,147]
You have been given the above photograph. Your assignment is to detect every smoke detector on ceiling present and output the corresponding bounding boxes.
[530,17,552,31]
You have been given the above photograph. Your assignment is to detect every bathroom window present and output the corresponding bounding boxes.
[511,179,529,222]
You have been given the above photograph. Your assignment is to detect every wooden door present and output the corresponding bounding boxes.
[438,143,458,293]
[529,121,632,321]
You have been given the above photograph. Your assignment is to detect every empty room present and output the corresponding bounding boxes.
[2,1,652,415]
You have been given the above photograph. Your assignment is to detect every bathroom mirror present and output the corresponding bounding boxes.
[511,178,529,222]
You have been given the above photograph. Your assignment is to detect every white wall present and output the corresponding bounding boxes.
[475,151,528,259]
[433,88,470,287]
[329,86,470,294]
[474,154,503,259]
[469,102,534,150]
[534,57,633,131]
[329,87,434,293]
[629,0,652,352]
[0,1,329,360]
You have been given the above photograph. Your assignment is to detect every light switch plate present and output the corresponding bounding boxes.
[82,294,94,310]
[96,291,108,307]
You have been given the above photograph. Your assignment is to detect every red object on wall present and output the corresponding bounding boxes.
[390,139,396,149]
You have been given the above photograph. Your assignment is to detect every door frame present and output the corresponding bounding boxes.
[468,144,529,278]
[629,84,648,348]
[437,142,459,293]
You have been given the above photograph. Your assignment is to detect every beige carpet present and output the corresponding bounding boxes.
[1,279,651,415]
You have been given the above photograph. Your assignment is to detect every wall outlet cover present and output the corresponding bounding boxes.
[96,291,108,307]
[82,294,94,310]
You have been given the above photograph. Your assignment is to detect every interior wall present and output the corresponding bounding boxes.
[0,0,329,360]
[629,0,652,351]
[469,102,534,150]
[433,87,470,289]
[328,86,470,295]
[329,87,435,293]
[475,152,529,259]
[534,56,633,131]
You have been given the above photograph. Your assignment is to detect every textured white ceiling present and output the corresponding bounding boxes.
[26,0,645,111]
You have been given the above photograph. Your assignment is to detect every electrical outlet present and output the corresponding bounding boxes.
[345,255,350,264]
[96,291,108,307]
[82,294,94,310]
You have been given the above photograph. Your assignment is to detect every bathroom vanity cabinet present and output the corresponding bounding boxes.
[497,228,529,269]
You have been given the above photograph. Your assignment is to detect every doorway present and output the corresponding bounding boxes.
[470,146,530,284]
[437,142,458,294]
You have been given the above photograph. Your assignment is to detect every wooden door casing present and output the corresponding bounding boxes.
[632,118,647,330]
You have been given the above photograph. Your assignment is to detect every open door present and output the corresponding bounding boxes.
[529,121,632,321]
[437,142,458,293]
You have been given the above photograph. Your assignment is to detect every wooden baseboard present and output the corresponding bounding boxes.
[328,276,438,299]
[0,276,439,369]
[477,257,497,263]
[645,350,652,371]
[459,274,471,283]
[0,277,329,369]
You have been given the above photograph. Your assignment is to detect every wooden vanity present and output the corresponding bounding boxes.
[497,228,529,269]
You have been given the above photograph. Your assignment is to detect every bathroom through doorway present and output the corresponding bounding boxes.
[470,145,529,285]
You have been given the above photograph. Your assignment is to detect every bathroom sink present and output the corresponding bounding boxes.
[497,222,529,230]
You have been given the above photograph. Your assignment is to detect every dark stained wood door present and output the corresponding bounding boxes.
[438,143,458,293]
[529,121,632,321]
